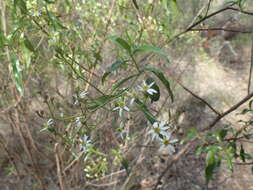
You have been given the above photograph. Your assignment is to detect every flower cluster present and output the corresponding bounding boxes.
[148,121,179,154]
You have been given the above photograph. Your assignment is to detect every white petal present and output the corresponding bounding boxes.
[130,98,135,105]
[148,82,155,87]
[119,109,123,117]
[47,119,54,125]
[153,122,158,128]
[171,138,179,143]
[124,106,129,112]
[113,107,120,111]
[160,131,169,137]
[147,89,157,95]
[161,126,170,131]
[167,145,175,153]
[160,121,166,127]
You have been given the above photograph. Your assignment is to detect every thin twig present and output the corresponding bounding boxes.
[190,28,253,34]
[247,36,253,94]
[166,71,221,116]
[55,143,66,190]
[205,0,213,17]
[228,7,253,16]
[203,91,253,131]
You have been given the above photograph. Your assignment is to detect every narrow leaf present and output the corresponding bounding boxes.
[135,98,156,124]
[102,60,128,83]
[24,36,35,52]
[109,36,131,54]
[133,45,170,62]
[11,57,24,96]
[112,74,139,91]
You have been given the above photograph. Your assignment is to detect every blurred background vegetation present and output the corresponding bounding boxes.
[1,0,253,190]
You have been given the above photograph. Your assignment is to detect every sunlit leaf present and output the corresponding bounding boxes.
[109,36,132,54]
[133,45,170,62]
[224,153,233,171]
[205,150,215,183]
[10,56,24,96]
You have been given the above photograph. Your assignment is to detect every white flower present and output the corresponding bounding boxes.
[80,135,92,153]
[126,89,138,105]
[80,91,88,99]
[148,121,171,141]
[73,98,79,105]
[159,133,179,154]
[113,99,130,117]
[75,117,82,128]
[138,80,157,95]
[47,118,54,126]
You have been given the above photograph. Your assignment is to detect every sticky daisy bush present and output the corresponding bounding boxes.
[2,0,253,189]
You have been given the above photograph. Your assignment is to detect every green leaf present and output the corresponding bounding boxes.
[144,66,174,102]
[102,60,128,83]
[185,128,198,140]
[215,129,228,142]
[133,45,170,62]
[87,95,115,110]
[46,7,66,30]
[109,35,132,54]
[0,31,7,49]
[14,0,27,14]
[196,146,206,157]
[206,150,215,166]
[24,36,35,52]
[205,150,215,183]
[87,90,125,110]
[205,163,215,184]
[10,56,24,96]
[43,0,56,3]
[135,98,156,124]
[121,158,130,175]
[224,153,233,171]
[112,74,139,91]
[145,77,160,102]
[240,108,253,115]
[240,144,246,162]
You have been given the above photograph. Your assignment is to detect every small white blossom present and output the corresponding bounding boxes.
[74,98,79,105]
[47,118,54,126]
[159,133,179,154]
[80,91,88,99]
[113,99,130,117]
[126,90,138,105]
[148,121,171,141]
[138,80,157,95]
[80,135,92,153]
[75,117,82,128]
